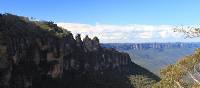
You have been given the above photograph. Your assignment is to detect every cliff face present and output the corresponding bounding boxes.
[0,13,159,88]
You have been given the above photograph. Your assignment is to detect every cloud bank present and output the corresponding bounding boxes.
[57,23,199,43]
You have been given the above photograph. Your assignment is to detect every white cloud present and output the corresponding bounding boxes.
[138,32,153,39]
[57,23,196,43]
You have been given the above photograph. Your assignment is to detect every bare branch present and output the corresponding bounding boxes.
[175,81,184,88]
[188,71,200,84]
[179,65,200,84]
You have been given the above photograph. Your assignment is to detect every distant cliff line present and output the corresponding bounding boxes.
[102,42,200,50]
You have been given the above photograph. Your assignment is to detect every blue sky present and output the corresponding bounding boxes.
[1,0,200,24]
[1,0,200,42]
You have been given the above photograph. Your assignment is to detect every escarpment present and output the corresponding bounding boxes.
[102,43,200,50]
[0,13,159,88]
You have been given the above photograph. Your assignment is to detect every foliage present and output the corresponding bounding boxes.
[174,25,200,38]
[0,13,71,38]
[129,75,157,88]
[153,48,200,88]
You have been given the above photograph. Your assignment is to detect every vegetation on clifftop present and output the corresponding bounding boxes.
[153,48,200,88]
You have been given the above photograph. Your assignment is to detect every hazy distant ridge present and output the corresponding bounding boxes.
[102,43,200,76]
[102,42,200,50]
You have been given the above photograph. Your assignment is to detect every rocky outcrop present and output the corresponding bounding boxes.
[0,13,159,88]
